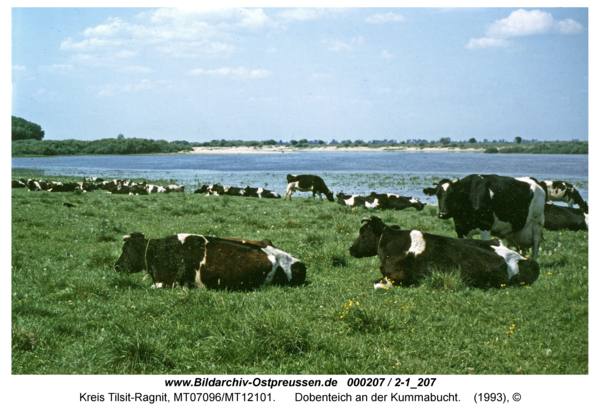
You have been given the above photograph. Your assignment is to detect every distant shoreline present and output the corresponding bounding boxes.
[188,146,486,155]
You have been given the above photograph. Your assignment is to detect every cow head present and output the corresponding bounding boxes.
[114,232,147,273]
[423,179,458,219]
[325,191,335,202]
[349,216,392,258]
[570,187,588,213]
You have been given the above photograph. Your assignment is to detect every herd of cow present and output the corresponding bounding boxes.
[12,177,185,195]
[14,172,587,292]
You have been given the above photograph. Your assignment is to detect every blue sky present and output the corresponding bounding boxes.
[11,7,588,143]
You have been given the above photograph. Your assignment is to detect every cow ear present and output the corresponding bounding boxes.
[423,187,436,196]
[360,217,371,223]
[125,231,145,241]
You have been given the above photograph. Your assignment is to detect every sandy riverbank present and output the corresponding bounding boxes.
[188,146,486,155]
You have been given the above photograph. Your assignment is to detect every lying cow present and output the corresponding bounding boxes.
[369,192,425,211]
[244,186,281,199]
[166,184,185,193]
[544,203,588,231]
[283,174,334,201]
[336,193,381,209]
[423,174,545,260]
[349,216,540,289]
[540,180,588,213]
[114,232,306,290]
[12,179,26,189]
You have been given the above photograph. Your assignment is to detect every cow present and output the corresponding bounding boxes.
[222,186,245,196]
[369,192,425,211]
[544,203,588,231]
[205,184,225,196]
[283,174,334,201]
[166,184,185,193]
[423,175,546,261]
[26,179,49,191]
[349,216,540,289]
[244,186,281,199]
[336,193,381,209]
[147,184,167,194]
[12,179,26,189]
[114,232,306,290]
[540,180,588,213]
[194,185,210,194]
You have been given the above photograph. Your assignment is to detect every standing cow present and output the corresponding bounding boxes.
[423,174,545,260]
[349,216,539,289]
[540,180,588,213]
[283,174,334,201]
[114,232,306,290]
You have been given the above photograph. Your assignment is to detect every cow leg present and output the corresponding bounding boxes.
[283,183,295,201]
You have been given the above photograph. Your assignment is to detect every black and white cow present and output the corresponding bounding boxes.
[423,174,545,260]
[244,186,281,198]
[349,216,540,289]
[369,192,425,211]
[114,232,306,290]
[540,180,588,213]
[336,193,381,209]
[283,174,334,201]
[544,203,588,231]
[166,184,185,193]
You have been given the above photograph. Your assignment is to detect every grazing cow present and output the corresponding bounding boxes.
[423,174,545,260]
[540,180,588,213]
[244,186,281,199]
[336,193,381,209]
[349,216,540,289]
[544,203,588,231]
[369,192,425,211]
[114,232,306,290]
[283,174,334,201]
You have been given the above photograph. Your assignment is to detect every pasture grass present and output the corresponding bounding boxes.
[11,175,588,375]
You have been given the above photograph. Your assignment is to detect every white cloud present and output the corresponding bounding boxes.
[12,65,26,71]
[488,9,584,37]
[98,79,154,97]
[380,50,394,60]
[39,64,74,72]
[322,36,363,52]
[188,66,272,79]
[122,66,154,73]
[277,8,333,21]
[310,73,334,80]
[466,37,509,50]
[267,47,277,54]
[365,12,405,24]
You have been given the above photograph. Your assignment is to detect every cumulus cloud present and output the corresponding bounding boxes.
[467,9,583,50]
[488,9,584,37]
[466,37,509,50]
[188,66,272,79]
[58,7,273,61]
[365,12,405,24]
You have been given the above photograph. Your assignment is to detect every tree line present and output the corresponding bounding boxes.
[12,137,193,157]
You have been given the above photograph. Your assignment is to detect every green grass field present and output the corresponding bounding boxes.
[11,174,588,374]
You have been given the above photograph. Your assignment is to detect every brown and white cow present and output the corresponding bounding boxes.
[114,232,306,290]
[349,216,539,289]
[283,174,334,201]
